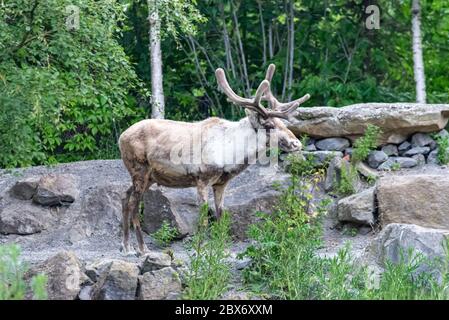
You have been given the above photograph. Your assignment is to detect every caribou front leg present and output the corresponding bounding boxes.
[213,182,229,220]
[197,181,215,220]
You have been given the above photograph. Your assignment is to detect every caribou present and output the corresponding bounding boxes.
[119,64,310,255]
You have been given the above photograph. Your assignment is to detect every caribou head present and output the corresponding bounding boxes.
[215,63,310,152]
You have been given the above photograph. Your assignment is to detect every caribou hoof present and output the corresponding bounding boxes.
[120,243,138,257]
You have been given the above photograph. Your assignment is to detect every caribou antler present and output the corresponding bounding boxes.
[215,64,310,120]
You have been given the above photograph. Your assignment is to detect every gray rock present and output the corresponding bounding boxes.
[403,146,430,156]
[301,151,343,166]
[411,132,435,148]
[427,149,439,164]
[91,260,139,300]
[0,202,55,235]
[398,141,412,153]
[355,162,379,180]
[337,187,375,225]
[78,285,94,300]
[377,174,449,230]
[367,151,388,169]
[324,156,349,192]
[287,103,449,145]
[140,251,172,273]
[316,138,350,151]
[9,176,40,200]
[378,157,417,170]
[344,148,353,156]
[304,143,317,151]
[412,154,426,166]
[371,223,449,275]
[85,259,116,282]
[138,267,182,300]
[381,144,399,156]
[33,174,79,206]
[28,251,88,300]
[436,129,449,138]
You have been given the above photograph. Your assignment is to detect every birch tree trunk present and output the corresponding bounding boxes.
[411,0,426,104]
[268,20,274,59]
[148,0,165,119]
[287,0,295,100]
[231,0,251,96]
[219,2,236,79]
[257,0,267,65]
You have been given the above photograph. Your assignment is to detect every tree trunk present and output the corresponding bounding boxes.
[257,0,267,65]
[148,0,165,119]
[281,0,290,100]
[268,20,274,59]
[219,1,237,79]
[287,0,295,100]
[231,0,251,96]
[411,0,426,104]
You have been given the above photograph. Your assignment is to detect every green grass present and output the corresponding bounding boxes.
[0,244,47,300]
[151,220,179,247]
[242,153,449,300]
[182,204,232,300]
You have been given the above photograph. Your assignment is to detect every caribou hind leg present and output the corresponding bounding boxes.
[121,161,152,256]
[121,185,135,256]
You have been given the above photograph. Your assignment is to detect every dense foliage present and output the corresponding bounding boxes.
[1,0,448,168]
[0,0,147,167]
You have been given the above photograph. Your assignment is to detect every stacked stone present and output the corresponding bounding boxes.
[302,129,449,170]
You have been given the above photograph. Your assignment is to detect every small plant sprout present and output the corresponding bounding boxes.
[352,125,382,163]
[151,220,179,247]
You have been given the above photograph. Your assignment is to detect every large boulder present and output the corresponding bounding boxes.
[0,202,56,235]
[27,251,88,300]
[377,174,449,229]
[33,174,79,206]
[142,165,290,239]
[140,251,172,273]
[371,223,449,273]
[138,267,182,300]
[337,187,375,225]
[9,176,40,200]
[287,103,449,144]
[91,260,139,300]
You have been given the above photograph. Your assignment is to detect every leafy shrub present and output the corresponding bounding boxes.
[151,220,179,247]
[183,204,232,300]
[242,153,449,300]
[433,134,449,165]
[0,244,47,300]
[352,125,382,163]
[0,0,147,168]
[336,164,358,196]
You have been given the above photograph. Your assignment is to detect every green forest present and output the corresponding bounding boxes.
[1,0,448,168]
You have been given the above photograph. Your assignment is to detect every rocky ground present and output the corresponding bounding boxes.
[2,103,449,300]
